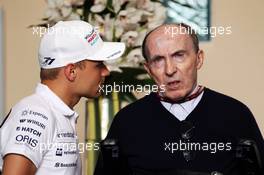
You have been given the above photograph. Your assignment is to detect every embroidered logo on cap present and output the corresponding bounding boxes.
[42,57,55,66]
[107,50,121,58]
[85,29,99,46]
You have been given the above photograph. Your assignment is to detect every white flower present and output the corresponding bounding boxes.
[125,48,145,67]
[136,0,154,12]
[60,6,72,17]
[133,29,146,46]
[45,8,62,22]
[121,31,138,47]
[102,14,115,41]
[94,14,105,24]
[124,7,142,24]
[89,13,115,41]
[105,58,123,72]
[147,2,166,30]
[114,23,124,39]
[69,0,85,6]
[112,0,129,13]
[117,8,140,32]
[46,0,64,8]
[90,0,107,13]
[45,0,84,24]
[67,13,81,20]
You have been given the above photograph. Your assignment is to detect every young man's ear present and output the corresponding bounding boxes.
[196,49,204,70]
[64,64,77,81]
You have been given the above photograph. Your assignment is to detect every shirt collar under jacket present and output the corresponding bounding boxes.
[35,83,79,120]
[160,85,204,121]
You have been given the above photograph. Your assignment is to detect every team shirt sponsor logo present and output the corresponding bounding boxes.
[57,132,75,138]
[54,162,77,168]
[64,150,77,155]
[16,126,42,137]
[20,119,26,123]
[15,134,38,148]
[2,107,82,171]
[56,148,63,156]
[19,118,46,129]
[55,148,77,156]
[21,109,48,120]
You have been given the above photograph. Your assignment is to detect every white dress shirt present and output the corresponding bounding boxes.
[161,86,204,121]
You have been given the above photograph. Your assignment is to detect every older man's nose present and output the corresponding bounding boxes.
[165,59,176,76]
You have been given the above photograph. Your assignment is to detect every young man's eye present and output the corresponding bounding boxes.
[96,62,105,68]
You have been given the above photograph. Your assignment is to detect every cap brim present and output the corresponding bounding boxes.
[87,42,125,61]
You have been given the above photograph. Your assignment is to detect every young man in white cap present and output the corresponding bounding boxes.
[0,20,125,175]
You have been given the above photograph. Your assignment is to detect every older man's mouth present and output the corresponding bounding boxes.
[166,80,181,90]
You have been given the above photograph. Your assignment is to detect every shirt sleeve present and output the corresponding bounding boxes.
[0,105,54,168]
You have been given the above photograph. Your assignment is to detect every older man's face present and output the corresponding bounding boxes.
[144,26,204,101]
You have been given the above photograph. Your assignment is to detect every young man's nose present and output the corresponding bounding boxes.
[102,67,110,77]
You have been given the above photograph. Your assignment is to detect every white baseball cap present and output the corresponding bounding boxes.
[38,20,125,69]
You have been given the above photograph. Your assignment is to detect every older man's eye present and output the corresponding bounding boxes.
[172,53,185,62]
[153,57,163,63]
[150,57,165,68]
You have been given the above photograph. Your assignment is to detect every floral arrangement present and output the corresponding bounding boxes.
[39,0,167,100]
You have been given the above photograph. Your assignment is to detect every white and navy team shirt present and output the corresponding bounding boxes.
[0,83,81,175]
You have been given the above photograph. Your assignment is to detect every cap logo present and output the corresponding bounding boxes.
[42,57,55,66]
[107,50,121,58]
[85,29,99,46]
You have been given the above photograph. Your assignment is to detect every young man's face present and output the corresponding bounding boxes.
[76,60,109,98]
[144,26,204,101]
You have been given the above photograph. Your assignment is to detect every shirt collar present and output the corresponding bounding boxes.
[35,83,78,119]
[160,85,204,108]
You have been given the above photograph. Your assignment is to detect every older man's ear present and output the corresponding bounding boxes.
[144,62,151,76]
[196,49,205,70]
